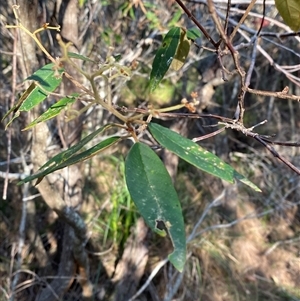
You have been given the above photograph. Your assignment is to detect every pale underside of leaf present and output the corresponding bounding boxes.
[170,28,190,71]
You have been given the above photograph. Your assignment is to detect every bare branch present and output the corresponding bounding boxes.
[175,0,218,47]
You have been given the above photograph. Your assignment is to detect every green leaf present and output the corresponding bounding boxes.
[19,126,119,184]
[125,142,186,272]
[170,28,190,71]
[149,27,181,92]
[149,27,190,92]
[148,123,261,192]
[186,27,202,41]
[23,93,79,130]
[41,124,112,170]
[68,52,95,62]
[3,64,64,128]
[167,9,182,27]
[20,63,64,111]
[145,11,160,28]
[2,83,36,128]
[78,0,86,8]
[275,0,300,31]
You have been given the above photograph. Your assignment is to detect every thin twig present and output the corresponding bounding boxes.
[128,258,169,301]
[245,86,300,101]
[245,37,258,87]
[260,137,300,147]
[229,0,257,41]
[207,0,247,123]
[192,127,225,142]
[218,120,300,175]
[163,271,184,301]
[174,0,218,48]
[10,270,60,300]
[3,19,19,200]
[253,135,300,175]
[255,0,266,37]
[187,190,226,242]
[224,0,231,35]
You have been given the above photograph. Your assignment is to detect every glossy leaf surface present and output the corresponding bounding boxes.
[148,123,261,192]
[125,142,186,272]
[20,63,64,111]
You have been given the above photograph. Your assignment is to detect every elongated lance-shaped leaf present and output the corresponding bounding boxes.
[41,124,112,170]
[170,28,190,71]
[149,27,190,92]
[23,93,79,131]
[125,142,186,272]
[20,63,64,111]
[275,0,300,31]
[148,123,261,192]
[67,52,95,62]
[2,83,36,129]
[3,64,64,128]
[186,27,202,41]
[19,136,121,184]
[2,83,36,121]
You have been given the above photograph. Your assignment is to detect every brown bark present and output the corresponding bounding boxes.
[16,0,39,77]
[13,1,92,299]
[14,0,49,270]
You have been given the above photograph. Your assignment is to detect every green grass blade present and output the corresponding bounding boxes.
[148,123,261,192]
[125,142,186,272]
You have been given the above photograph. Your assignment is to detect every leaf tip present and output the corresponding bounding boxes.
[168,250,186,273]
